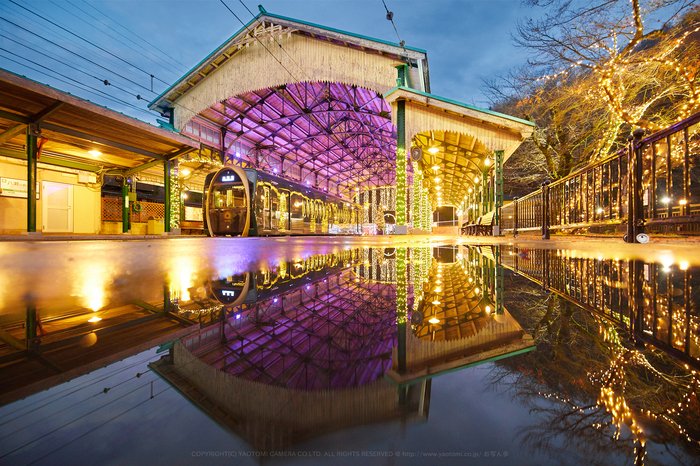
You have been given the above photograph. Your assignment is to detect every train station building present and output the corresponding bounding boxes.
[0,6,533,237]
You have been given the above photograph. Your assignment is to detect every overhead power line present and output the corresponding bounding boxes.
[25,385,173,465]
[0,379,159,461]
[0,16,155,94]
[0,52,156,117]
[0,352,159,426]
[0,34,147,101]
[236,0,313,82]
[218,0,301,84]
[46,0,182,78]
[7,0,170,87]
[381,0,405,48]
[0,5,154,93]
[79,0,191,71]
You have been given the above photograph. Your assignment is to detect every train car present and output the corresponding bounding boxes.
[205,166,362,237]
[208,248,361,307]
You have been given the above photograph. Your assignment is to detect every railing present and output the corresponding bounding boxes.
[101,198,165,223]
[499,111,700,240]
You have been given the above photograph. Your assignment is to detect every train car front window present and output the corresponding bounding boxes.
[212,186,245,208]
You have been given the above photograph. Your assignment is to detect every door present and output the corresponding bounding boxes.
[280,190,291,231]
[263,186,271,230]
[42,181,73,233]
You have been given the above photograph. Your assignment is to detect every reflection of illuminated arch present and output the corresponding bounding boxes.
[413,261,493,341]
[154,341,428,451]
[208,269,398,390]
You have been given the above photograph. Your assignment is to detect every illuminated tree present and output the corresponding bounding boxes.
[485,68,613,186]
[515,0,700,133]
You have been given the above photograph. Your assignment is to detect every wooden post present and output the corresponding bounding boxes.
[25,305,37,347]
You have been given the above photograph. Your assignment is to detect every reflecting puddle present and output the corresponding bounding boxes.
[1,240,699,465]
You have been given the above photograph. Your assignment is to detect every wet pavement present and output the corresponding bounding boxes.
[1,236,699,465]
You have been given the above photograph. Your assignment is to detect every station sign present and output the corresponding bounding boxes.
[0,178,39,199]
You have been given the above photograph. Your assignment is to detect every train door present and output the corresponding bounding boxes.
[290,192,303,233]
[263,186,271,231]
[279,189,291,232]
[270,190,279,231]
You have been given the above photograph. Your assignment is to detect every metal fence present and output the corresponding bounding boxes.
[499,111,700,240]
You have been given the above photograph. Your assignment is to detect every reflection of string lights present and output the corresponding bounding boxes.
[496,246,700,455]
[177,303,224,316]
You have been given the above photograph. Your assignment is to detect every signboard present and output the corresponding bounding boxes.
[0,178,39,199]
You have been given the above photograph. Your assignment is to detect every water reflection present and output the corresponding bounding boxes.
[489,245,700,465]
[1,241,700,465]
[499,246,700,367]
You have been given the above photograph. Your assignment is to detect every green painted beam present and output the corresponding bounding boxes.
[0,124,27,144]
[132,299,163,313]
[124,160,164,176]
[386,345,537,387]
[0,147,102,173]
[0,109,29,124]
[0,101,64,127]
[0,328,27,351]
[164,160,171,232]
[30,101,65,123]
[166,146,196,161]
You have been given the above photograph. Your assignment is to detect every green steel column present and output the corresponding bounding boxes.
[494,150,504,233]
[489,170,494,213]
[481,169,489,216]
[397,64,407,87]
[26,127,38,232]
[121,176,129,233]
[413,164,421,231]
[495,247,504,317]
[25,305,37,346]
[396,100,407,226]
[163,286,171,314]
[164,160,171,232]
[396,246,407,373]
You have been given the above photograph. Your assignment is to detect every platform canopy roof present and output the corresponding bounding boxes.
[150,6,431,197]
[384,86,535,208]
[0,69,199,177]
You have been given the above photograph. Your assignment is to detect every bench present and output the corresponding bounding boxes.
[180,220,205,235]
[461,217,480,235]
[461,211,495,236]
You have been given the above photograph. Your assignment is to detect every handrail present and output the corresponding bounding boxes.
[495,110,700,240]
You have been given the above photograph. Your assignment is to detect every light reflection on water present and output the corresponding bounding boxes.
[0,238,699,465]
